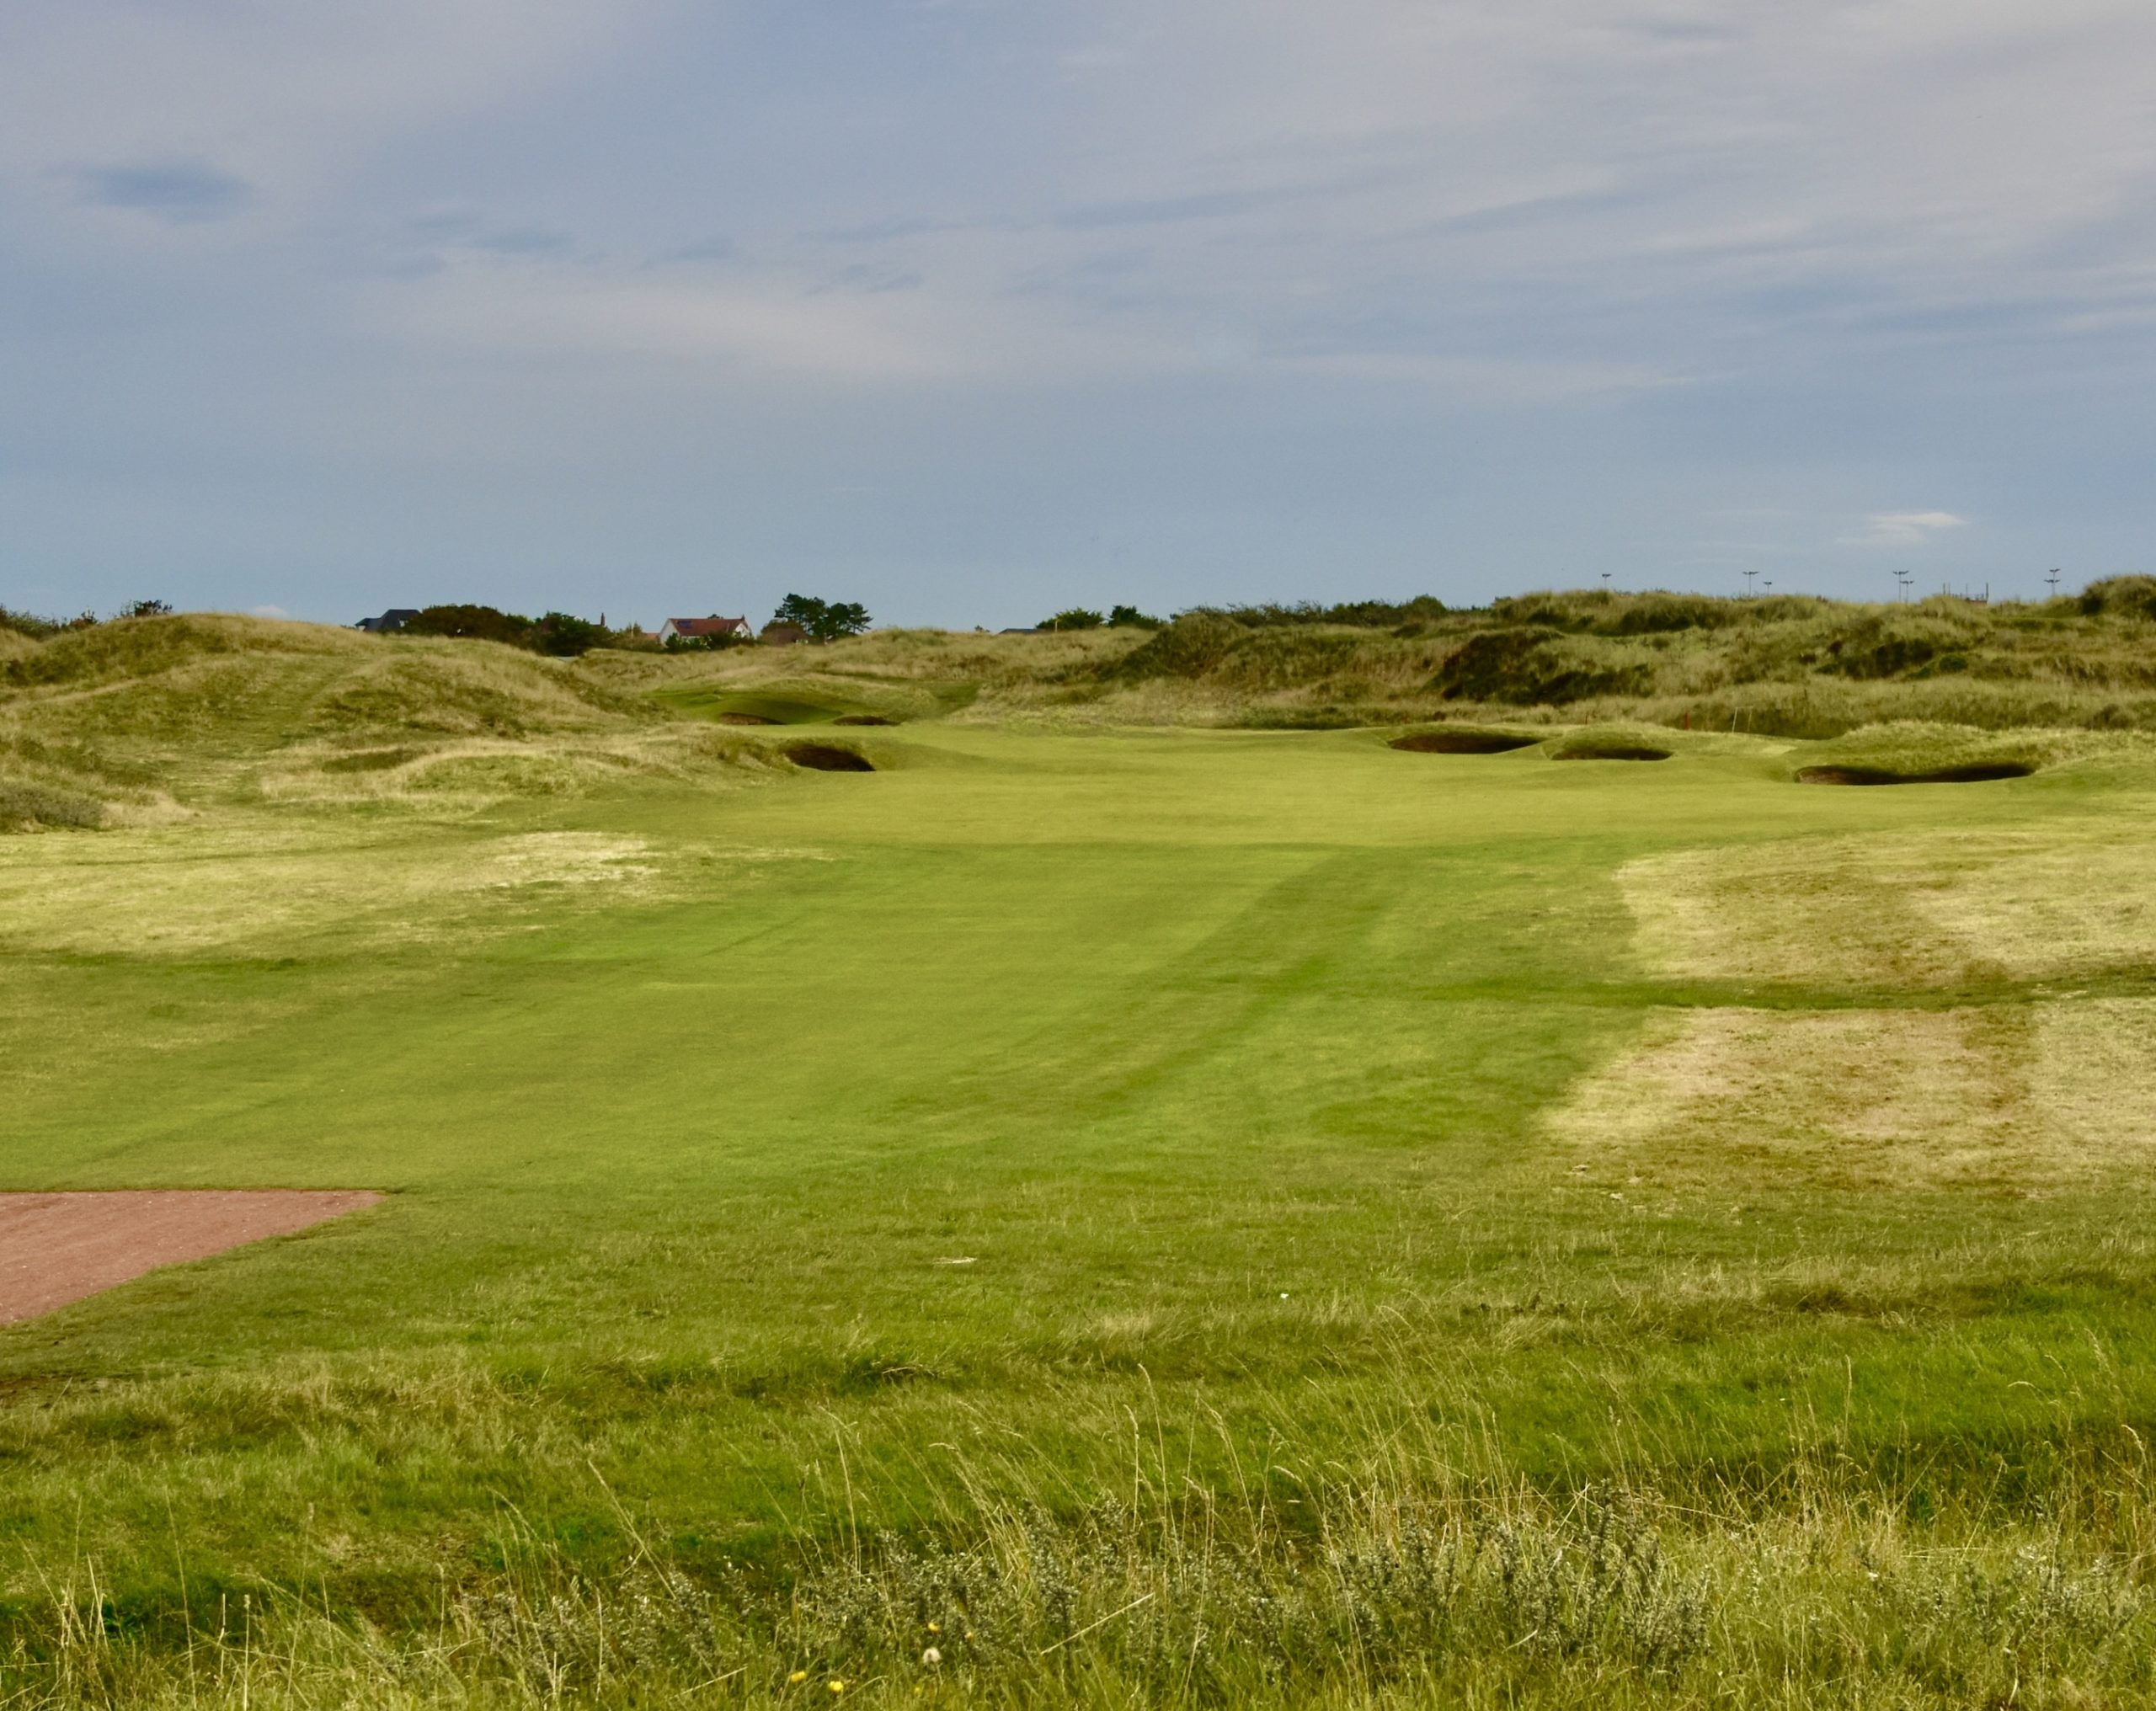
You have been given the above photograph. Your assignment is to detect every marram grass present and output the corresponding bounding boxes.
[14,1422,2156,1708]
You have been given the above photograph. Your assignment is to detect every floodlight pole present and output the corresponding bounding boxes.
[1742,568,1758,596]
[2047,568,2063,597]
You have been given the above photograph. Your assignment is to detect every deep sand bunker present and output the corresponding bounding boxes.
[1388,729,1540,754]
[782,743,876,772]
[1796,763,2034,786]
[0,1190,379,1325]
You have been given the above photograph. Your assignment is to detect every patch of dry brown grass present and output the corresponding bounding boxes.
[1561,806,2156,1190]
[1620,809,2156,989]
[1548,1003,2156,1191]
[0,827,674,957]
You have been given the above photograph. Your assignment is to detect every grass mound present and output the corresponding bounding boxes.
[1787,721,2090,786]
[0,612,366,692]
[652,685,859,725]
[0,614,755,813]
[1547,728,1673,761]
[1389,728,1541,754]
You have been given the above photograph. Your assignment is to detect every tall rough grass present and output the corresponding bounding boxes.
[11,1428,2154,1708]
[0,614,755,818]
[1049,583,2156,734]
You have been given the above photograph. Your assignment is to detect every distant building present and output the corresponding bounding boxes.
[657,615,751,644]
[356,609,420,633]
[759,622,808,647]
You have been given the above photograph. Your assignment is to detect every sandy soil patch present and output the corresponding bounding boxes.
[0,1190,379,1325]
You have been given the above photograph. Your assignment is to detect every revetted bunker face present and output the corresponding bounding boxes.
[715,712,778,726]
[1797,763,2033,786]
[1552,743,1672,762]
[1388,729,1541,754]
[833,714,899,727]
[783,743,875,772]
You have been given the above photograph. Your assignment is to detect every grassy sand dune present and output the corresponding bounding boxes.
[905,583,2156,733]
[0,615,777,826]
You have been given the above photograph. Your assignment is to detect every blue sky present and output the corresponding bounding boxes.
[4,1,2155,628]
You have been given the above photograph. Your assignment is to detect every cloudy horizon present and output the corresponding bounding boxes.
[4,1,2154,629]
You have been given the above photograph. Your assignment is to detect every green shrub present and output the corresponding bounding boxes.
[771,594,873,642]
[400,605,537,647]
[1432,632,1652,705]
[2079,575,2156,621]
[0,780,104,831]
[1205,596,1449,629]
[0,605,93,642]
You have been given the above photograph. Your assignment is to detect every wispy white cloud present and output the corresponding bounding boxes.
[1846,511,1972,546]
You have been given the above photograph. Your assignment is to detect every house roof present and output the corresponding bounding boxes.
[664,615,749,636]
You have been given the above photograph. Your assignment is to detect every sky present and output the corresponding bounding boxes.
[3,2,2155,630]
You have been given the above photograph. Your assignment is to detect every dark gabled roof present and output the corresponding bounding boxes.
[665,615,749,636]
[357,609,421,632]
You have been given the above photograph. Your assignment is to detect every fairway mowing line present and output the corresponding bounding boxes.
[0,1190,380,1325]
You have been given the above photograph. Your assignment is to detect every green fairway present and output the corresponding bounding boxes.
[8,719,2156,1704]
